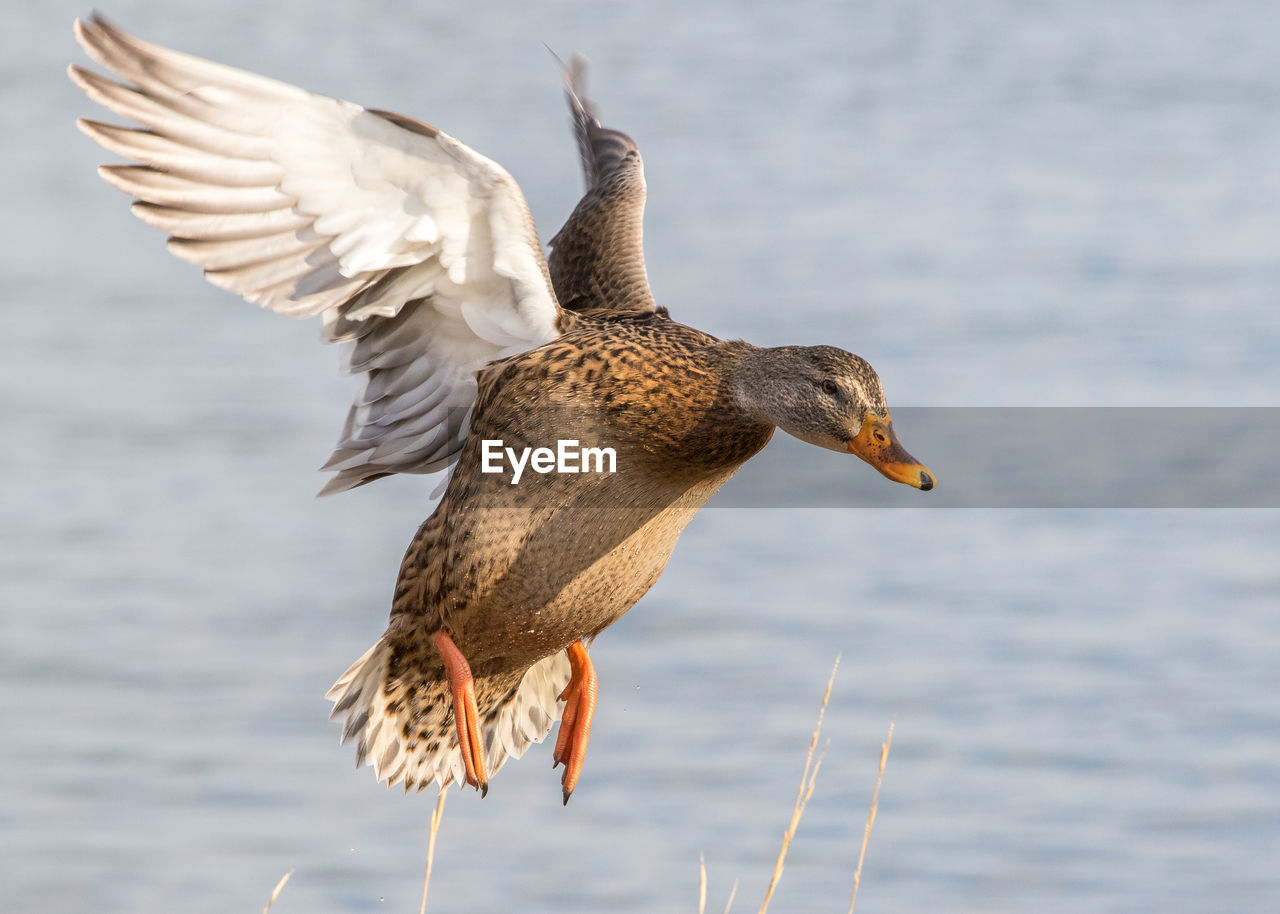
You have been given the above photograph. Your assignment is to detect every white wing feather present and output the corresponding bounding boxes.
[70,15,563,493]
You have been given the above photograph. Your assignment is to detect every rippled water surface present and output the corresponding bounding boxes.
[5,2,1279,912]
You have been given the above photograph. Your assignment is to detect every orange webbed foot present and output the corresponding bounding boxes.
[431,630,488,795]
[552,640,598,804]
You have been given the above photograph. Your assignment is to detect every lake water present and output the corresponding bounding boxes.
[4,1,1278,912]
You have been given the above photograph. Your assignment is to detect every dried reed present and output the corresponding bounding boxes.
[261,869,292,914]
[698,658,895,914]
[419,787,448,914]
[757,658,839,913]
[847,722,893,913]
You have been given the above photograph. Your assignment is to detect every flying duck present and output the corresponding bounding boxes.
[70,15,933,803]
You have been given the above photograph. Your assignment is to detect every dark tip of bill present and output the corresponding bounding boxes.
[919,471,934,491]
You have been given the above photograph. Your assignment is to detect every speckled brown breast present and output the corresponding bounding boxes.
[387,314,773,678]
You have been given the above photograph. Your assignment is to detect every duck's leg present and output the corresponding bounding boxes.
[553,640,598,805]
[430,630,488,795]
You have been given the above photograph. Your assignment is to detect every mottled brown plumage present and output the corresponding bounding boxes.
[392,319,772,669]
[70,18,934,800]
[358,314,781,794]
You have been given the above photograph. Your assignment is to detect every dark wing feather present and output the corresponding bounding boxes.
[547,56,659,316]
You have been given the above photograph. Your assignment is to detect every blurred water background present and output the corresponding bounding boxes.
[3,1,1278,912]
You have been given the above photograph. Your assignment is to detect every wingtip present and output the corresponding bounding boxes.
[77,10,119,38]
[72,11,117,57]
[560,52,591,110]
[94,162,143,195]
[73,114,100,139]
[71,13,127,85]
[543,42,568,73]
[66,62,91,91]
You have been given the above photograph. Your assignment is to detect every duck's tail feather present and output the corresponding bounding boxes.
[326,635,571,791]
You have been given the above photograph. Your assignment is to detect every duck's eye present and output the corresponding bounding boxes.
[872,428,889,444]
[820,379,838,395]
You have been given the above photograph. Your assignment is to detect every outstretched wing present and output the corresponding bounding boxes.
[547,56,659,316]
[69,15,565,494]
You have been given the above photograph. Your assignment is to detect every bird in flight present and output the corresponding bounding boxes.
[70,14,933,804]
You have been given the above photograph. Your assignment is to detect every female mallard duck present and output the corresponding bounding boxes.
[71,15,933,802]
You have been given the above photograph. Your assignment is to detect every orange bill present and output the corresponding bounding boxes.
[847,414,934,491]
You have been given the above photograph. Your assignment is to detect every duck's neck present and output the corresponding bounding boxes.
[726,343,806,426]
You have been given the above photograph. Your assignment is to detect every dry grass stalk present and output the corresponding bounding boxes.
[419,787,448,914]
[261,869,293,914]
[846,721,894,913]
[756,656,839,914]
[702,863,740,913]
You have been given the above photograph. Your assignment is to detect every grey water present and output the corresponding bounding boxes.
[4,1,1279,912]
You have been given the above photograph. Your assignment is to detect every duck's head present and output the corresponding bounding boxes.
[732,345,934,491]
